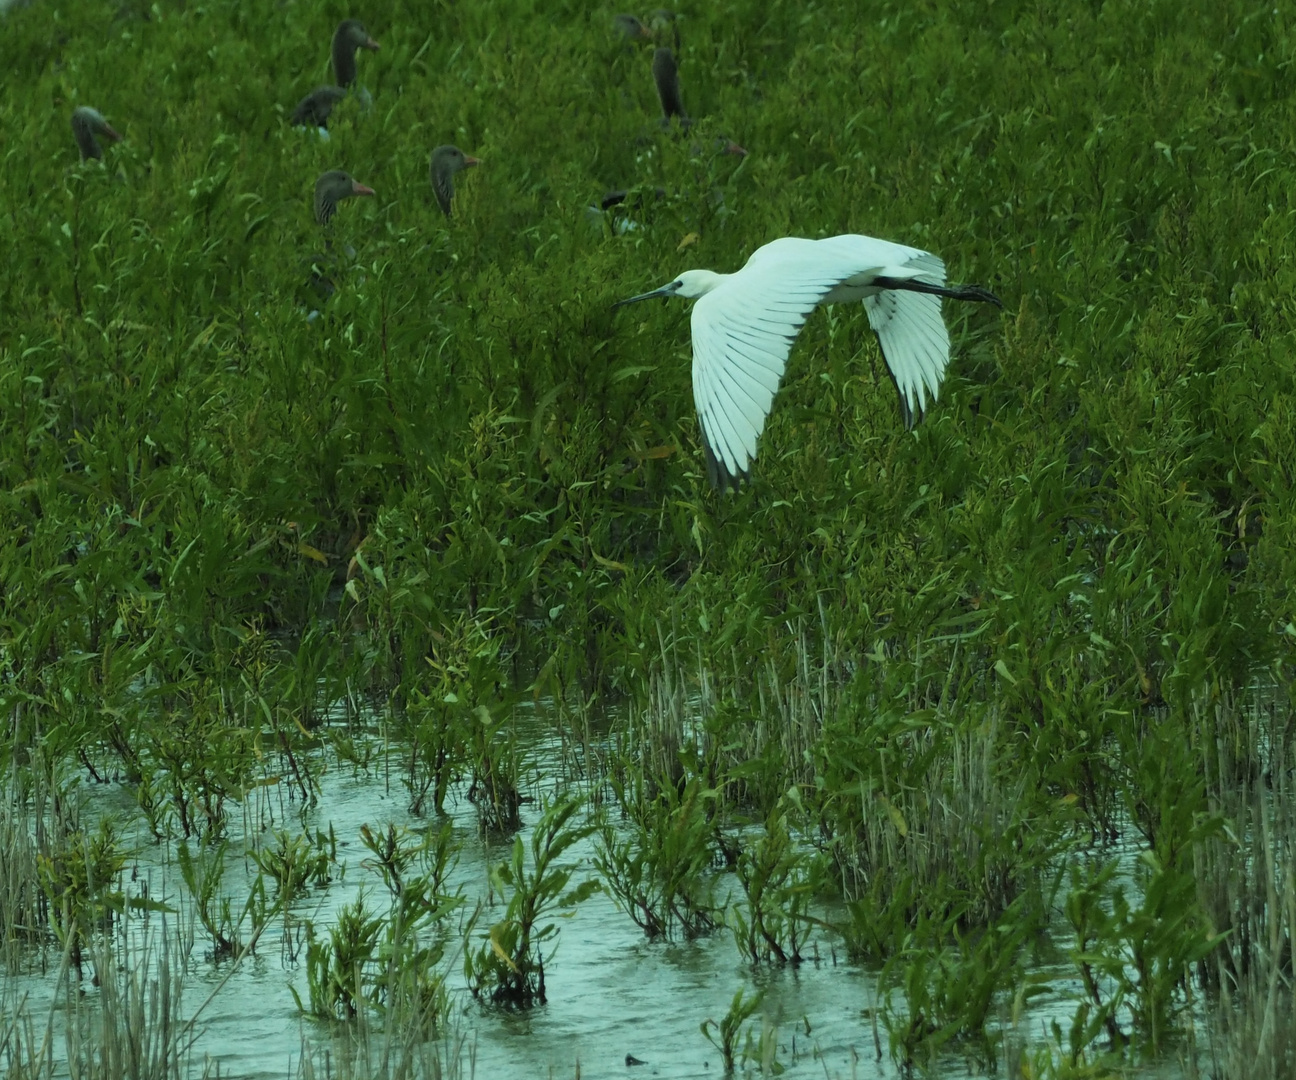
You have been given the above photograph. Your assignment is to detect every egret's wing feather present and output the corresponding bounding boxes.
[691,283,832,489]
[864,289,951,426]
[904,251,947,285]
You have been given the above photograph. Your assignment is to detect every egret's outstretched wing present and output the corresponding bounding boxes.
[864,296,950,428]
[691,278,825,490]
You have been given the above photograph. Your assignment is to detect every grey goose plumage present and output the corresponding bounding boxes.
[430,145,480,219]
[652,48,688,126]
[330,18,379,88]
[314,169,375,226]
[71,106,120,161]
[613,14,652,41]
[291,19,379,128]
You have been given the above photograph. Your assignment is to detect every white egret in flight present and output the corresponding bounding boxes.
[613,234,1001,490]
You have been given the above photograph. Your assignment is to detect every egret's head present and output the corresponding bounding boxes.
[612,269,720,309]
[674,270,721,298]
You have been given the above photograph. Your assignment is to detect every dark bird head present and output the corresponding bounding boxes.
[652,47,688,124]
[429,145,481,219]
[600,185,667,211]
[71,106,121,161]
[290,86,347,128]
[647,9,681,49]
[332,19,379,88]
[314,169,375,225]
[613,14,653,41]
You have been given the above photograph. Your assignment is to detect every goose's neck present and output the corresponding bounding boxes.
[333,34,357,87]
[72,115,101,160]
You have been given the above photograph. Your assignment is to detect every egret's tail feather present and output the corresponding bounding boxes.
[876,277,1003,308]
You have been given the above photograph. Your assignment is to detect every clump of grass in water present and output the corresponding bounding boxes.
[595,772,723,940]
[700,987,771,1076]
[250,825,337,902]
[624,614,838,816]
[295,822,463,1028]
[0,766,48,963]
[294,1016,476,1080]
[301,894,385,1020]
[730,796,824,965]
[821,701,1053,962]
[464,793,598,1007]
[36,810,133,974]
[177,839,272,960]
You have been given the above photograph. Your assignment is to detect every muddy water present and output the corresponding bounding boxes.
[2,709,1095,1079]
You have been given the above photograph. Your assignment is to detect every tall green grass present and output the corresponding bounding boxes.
[4,0,1296,1071]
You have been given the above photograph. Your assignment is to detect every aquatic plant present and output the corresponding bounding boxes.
[595,772,722,939]
[401,690,467,817]
[464,794,598,1006]
[300,894,385,1020]
[177,839,270,960]
[0,769,48,961]
[359,820,462,924]
[1,925,195,1080]
[291,824,461,1030]
[729,800,823,965]
[700,986,764,1076]
[464,703,523,835]
[1197,693,1296,1079]
[37,817,129,971]
[881,896,1038,1069]
[250,826,336,902]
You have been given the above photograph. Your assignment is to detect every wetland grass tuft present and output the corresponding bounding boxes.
[595,772,722,940]
[2,926,199,1080]
[1197,693,1296,1079]
[700,987,766,1076]
[730,800,823,966]
[464,794,598,1007]
[0,768,47,962]
[294,1020,475,1080]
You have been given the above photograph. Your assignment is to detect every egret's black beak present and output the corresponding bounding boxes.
[612,281,680,309]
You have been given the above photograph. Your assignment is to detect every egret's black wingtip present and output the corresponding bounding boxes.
[703,439,750,495]
[898,395,915,431]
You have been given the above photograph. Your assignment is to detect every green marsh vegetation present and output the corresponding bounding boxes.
[4,0,1296,1074]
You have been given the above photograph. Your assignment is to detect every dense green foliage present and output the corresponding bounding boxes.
[4,0,1296,1071]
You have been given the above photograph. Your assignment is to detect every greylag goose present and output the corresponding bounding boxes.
[314,169,375,226]
[430,145,480,219]
[291,20,380,129]
[71,106,121,161]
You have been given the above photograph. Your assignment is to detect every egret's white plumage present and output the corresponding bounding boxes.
[613,234,1001,490]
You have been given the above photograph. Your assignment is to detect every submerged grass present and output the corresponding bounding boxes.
[3,0,1296,1072]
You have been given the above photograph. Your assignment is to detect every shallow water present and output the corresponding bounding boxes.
[0,707,1174,1079]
